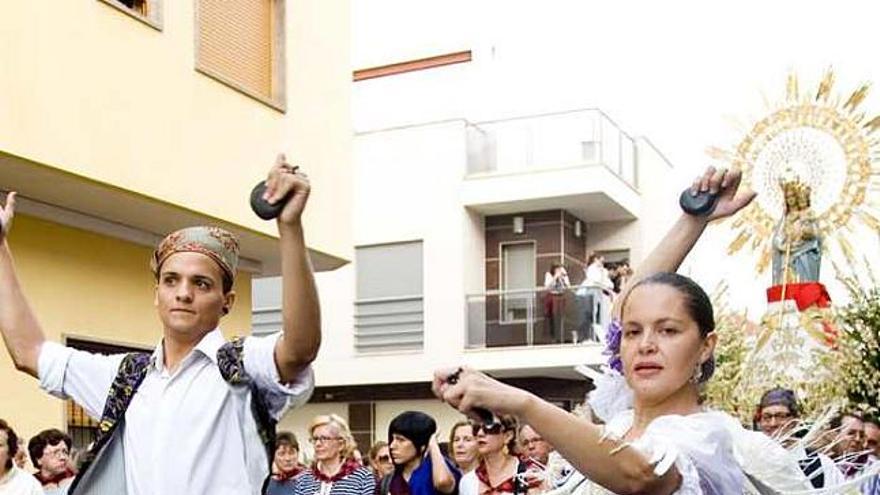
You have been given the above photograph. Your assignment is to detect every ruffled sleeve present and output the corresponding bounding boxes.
[606,411,745,494]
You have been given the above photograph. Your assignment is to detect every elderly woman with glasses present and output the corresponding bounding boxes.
[293,415,376,495]
[458,416,544,495]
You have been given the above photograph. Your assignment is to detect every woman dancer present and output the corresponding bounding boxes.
[434,167,820,494]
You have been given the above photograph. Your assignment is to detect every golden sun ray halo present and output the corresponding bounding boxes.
[709,68,880,276]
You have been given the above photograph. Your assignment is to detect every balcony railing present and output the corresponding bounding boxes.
[466,109,637,188]
[465,286,612,349]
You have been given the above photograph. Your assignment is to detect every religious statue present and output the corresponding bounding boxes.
[771,174,822,285]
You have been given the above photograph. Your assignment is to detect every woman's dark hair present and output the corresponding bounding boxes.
[830,412,863,430]
[625,272,716,382]
[499,415,519,454]
[28,429,71,469]
[388,411,436,458]
[276,431,299,451]
[549,262,563,274]
[0,419,18,471]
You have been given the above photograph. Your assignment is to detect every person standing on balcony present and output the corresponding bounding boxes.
[543,263,570,343]
[0,155,321,494]
[583,254,614,341]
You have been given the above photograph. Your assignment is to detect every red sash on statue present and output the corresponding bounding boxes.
[766,282,831,311]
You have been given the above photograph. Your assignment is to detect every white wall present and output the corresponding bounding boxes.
[351,0,880,317]
[311,121,481,386]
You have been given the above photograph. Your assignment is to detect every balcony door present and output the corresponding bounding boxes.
[500,241,536,322]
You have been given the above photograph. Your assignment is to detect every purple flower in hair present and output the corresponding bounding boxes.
[603,319,623,373]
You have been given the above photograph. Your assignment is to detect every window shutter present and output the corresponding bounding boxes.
[197,0,273,99]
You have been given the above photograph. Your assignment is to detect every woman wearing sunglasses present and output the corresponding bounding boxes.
[293,415,376,495]
[434,168,823,494]
[459,416,545,495]
[448,421,479,474]
[368,441,394,483]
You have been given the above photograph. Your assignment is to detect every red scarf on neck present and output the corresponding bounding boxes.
[35,468,75,487]
[475,459,541,495]
[274,464,305,482]
[311,459,361,483]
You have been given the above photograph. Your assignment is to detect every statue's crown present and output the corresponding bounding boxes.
[779,173,812,211]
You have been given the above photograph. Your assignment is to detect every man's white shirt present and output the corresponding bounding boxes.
[38,329,314,495]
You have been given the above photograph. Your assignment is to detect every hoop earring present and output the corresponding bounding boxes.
[690,362,703,384]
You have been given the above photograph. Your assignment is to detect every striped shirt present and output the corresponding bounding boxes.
[293,467,376,495]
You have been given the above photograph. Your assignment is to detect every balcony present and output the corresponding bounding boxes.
[462,109,639,222]
[466,286,612,349]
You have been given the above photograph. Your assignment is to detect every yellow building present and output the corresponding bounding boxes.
[0,0,351,447]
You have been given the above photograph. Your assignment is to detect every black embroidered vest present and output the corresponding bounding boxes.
[68,337,277,494]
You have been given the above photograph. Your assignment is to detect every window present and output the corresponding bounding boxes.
[195,0,286,110]
[348,403,374,454]
[64,338,152,450]
[354,241,424,352]
[500,242,536,322]
[98,0,162,29]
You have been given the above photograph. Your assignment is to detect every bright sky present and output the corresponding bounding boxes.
[352,0,880,313]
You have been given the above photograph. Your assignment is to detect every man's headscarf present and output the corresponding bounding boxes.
[151,226,240,286]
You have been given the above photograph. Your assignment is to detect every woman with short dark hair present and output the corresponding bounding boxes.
[27,428,74,493]
[381,411,459,495]
[267,431,306,495]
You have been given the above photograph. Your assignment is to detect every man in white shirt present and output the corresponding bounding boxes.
[0,156,320,494]
[580,254,613,340]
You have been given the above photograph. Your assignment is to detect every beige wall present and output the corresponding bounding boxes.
[1,214,252,442]
[0,0,352,261]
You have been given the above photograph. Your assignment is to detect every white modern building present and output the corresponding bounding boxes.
[251,3,681,454]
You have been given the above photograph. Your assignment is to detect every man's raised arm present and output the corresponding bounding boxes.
[0,192,47,378]
[262,156,321,384]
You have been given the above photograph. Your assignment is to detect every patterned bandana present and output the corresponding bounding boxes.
[475,459,542,495]
[151,226,240,284]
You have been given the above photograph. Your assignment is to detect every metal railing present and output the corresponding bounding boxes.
[465,286,612,349]
[465,109,637,189]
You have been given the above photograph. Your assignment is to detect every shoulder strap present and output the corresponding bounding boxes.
[513,460,528,495]
[217,337,278,475]
[69,352,152,493]
[380,473,393,495]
